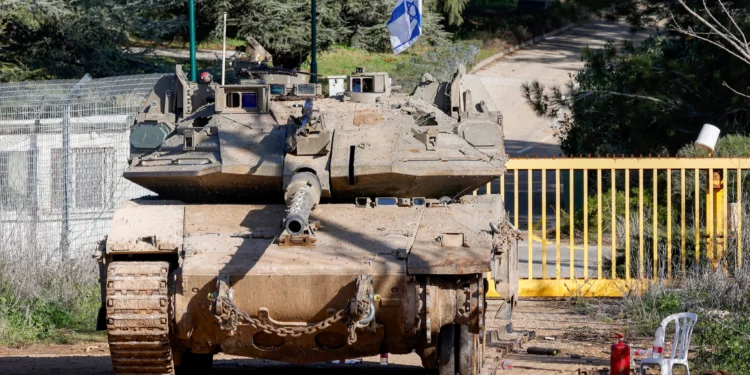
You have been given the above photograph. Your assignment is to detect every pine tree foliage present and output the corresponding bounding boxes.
[1,0,455,79]
[524,0,750,156]
[200,0,451,68]
[0,0,184,82]
[437,0,470,26]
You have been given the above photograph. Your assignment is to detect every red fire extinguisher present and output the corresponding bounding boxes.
[610,332,631,375]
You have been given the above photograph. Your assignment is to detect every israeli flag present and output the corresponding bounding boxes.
[387,0,423,55]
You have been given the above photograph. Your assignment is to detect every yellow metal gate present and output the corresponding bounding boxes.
[483,157,750,298]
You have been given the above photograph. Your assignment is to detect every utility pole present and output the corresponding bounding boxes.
[189,0,197,81]
[310,0,318,83]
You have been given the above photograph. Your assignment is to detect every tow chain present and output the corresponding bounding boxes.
[214,296,348,337]
[212,275,375,345]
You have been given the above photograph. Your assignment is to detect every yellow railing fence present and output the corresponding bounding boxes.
[481,157,750,297]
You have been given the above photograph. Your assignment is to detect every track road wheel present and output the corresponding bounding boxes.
[458,324,482,375]
[438,324,456,375]
[438,324,482,375]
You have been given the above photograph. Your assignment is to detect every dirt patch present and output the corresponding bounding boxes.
[484,299,652,374]
[353,108,384,126]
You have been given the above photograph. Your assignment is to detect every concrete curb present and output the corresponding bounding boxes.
[469,22,580,74]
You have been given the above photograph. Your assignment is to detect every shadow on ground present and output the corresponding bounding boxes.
[0,356,426,375]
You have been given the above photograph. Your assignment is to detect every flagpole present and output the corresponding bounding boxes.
[188,0,197,81]
[221,12,227,85]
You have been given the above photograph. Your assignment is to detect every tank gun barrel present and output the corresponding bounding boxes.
[284,172,321,235]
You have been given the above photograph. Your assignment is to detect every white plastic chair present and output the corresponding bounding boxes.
[639,312,698,375]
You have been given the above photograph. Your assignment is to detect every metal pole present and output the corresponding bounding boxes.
[189,0,197,82]
[61,102,70,257]
[310,0,318,83]
[30,120,39,256]
[60,74,92,257]
[221,12,227,85]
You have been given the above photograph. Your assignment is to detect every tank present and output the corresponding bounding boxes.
[95,61,519,375]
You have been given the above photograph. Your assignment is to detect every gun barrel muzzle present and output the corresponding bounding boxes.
[284,172,321,235]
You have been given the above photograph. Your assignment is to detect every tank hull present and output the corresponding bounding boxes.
[101,195,518,369]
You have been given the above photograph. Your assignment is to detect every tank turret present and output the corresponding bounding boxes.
[124,64,505,203]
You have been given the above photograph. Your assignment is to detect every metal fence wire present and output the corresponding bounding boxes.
[0,74,166,261]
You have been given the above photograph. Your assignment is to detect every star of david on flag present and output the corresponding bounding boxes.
[387,0,423,55]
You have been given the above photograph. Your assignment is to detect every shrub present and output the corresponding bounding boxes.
[677,134,750,158]
[0,256,101,345]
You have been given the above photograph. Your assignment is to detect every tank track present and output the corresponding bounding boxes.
[106,261,175,375]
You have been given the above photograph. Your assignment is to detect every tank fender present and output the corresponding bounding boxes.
[106,200,184,254]
[407,195,501,275]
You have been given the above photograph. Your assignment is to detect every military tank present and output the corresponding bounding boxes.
[95,61,519,375]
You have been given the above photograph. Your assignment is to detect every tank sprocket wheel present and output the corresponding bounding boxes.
[106,261,177,375]
[437,324,483,375]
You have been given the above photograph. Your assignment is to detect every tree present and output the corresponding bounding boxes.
[672,0,750,97]
[435,0,470,26]
[199,0,451,68]
[523,0,750,156]
[0,0,184,82]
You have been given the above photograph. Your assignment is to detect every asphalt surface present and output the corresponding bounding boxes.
[475,20,651,158]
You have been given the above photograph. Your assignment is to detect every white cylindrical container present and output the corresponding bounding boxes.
[695,124,721,152]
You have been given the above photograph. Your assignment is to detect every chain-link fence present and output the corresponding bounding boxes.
[0,74,166,262]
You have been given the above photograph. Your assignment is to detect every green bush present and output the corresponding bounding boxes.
[677,134,750,158]
[0,261,102,345]
[694,318,750,373]
[0,283,100,344]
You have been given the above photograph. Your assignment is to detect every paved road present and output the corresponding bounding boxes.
[475,20,651,278]
[476,20,650,157]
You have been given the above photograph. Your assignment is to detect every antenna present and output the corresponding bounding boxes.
[222,12,227,85]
